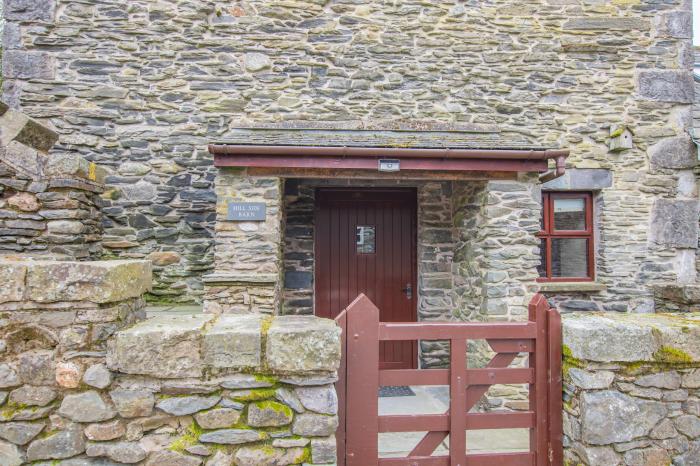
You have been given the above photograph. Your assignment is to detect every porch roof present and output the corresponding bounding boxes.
[209,128,569,178]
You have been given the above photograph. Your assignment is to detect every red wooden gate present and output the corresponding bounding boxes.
[335,294,563,466]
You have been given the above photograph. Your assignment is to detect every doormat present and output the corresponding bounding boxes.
[379,386,415,397]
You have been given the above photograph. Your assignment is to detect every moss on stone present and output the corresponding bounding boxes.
[169,421,203,453]
[232,388,277,402]
[653,346,694,364]
[254,400,293,419]
[254,374,278,385]
[296,446,312,463]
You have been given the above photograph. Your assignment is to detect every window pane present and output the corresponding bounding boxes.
[553,198,586,230]
[551,238,588,278]
[537,238,547,277]
[356,226,376,254]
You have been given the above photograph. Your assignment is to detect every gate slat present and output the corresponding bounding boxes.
[378,412,535,432]
[379,368,534,387]
[345,295,380,466]
[449,337,467,466]
[378,452,534,466]
[379,322,536,340]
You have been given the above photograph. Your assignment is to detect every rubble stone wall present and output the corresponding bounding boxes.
[0,102,106,259]
[4,0,696,308]
[0,258,341,465]
[563,312,700,465]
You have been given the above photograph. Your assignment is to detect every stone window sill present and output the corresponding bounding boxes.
[538,282,607,293]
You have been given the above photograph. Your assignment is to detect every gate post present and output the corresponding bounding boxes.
[344,294,380,466]
[547,308,563,466]
[529,294,550,466]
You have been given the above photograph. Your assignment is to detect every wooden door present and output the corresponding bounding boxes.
[315,188,417,370]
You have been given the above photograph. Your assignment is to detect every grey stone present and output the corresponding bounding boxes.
[637,70,694,103]
[193,408,241,429]
[292,413,338,436]
[311,436,337,464]
[234,446,305,466]
[295,385,338,415]
[109,389,155,418]
[675,415,700,439]
[145,450,202,466]
[120,181,157,201]
[657,11,692,39]
[275,387,305,413]
[3,51,55,80]
[58,391,116,423]
[273,437,309,447]
[108,314,213,378]
[623,447,670,466]
[84,421,126,441]
[0,440,22,466]
[247,401,293,427]
[9,385,56,406]
[118,162,151,176]
[17,350,54,385]
[205,450,234,466]
[185,444,211,456]
[635,371,681,390]
[0,364,21,389]
[0,422,45,445]
[83,364,113,389]
[156,394,220,416]
[564,17,648,31]
[562,314,657,362]
[26,428,86,461]
[47,220,85,235]
[581,391,667,444]
[568,368,614,390]
[648,136,696,170]
[219,374,274,389]
[683,369,700,389]
[198,428,265,445]
[650,199,700,248]
[5,0,55,21]
[202,315,261,369]
[244,53,271,72]
[86,441,147,464]
[573,445,620,466]
[267,316,341,373]
[675,440,700,466]
[650,418,677,440]
[25,260,152,304]
[541,169,613,191]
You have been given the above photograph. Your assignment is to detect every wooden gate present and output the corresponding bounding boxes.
[334,294,563,466]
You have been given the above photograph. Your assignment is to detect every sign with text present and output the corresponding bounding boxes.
[227,202,266,221]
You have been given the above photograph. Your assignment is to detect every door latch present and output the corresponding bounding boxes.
[402,283,413,300]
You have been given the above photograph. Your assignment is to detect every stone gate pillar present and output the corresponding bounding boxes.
[204,168,284,314]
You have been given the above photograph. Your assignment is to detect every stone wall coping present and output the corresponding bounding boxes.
[0,259,152,305]
[562,312,700,363]
[202,272,279,284]
[539,281,607,293]
[107,313,341,378]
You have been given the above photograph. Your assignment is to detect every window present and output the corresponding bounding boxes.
[537,192,594,281]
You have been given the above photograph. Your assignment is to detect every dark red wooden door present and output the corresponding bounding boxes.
[315,188,417,370]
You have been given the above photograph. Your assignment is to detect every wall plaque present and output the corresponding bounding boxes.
[227,202,266,221]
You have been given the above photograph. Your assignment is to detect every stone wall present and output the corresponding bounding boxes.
[4,0,696,308]
[563,312,700,465]
[0,258,341,465]
[0,102,106,259]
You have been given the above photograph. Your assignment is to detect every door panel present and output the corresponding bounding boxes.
[315,188,417,370]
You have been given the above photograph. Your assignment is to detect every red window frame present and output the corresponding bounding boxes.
[537,192,595,282]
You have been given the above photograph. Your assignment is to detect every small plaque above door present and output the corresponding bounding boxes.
[227,202,266,221]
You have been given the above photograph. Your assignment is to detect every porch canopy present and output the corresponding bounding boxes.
[209,128,569,180]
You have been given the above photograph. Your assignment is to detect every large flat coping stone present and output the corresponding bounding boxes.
[563,312,700,363]
[0,259,152,304]
[107,314,341,378]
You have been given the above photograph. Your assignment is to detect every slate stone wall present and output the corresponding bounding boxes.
[563,312,700,465]
[0,258,340,465]
[3,0,697,310]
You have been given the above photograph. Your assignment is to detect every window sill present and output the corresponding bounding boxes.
[538,282,606,293]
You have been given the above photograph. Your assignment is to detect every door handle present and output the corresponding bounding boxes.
[402,283,412,300]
